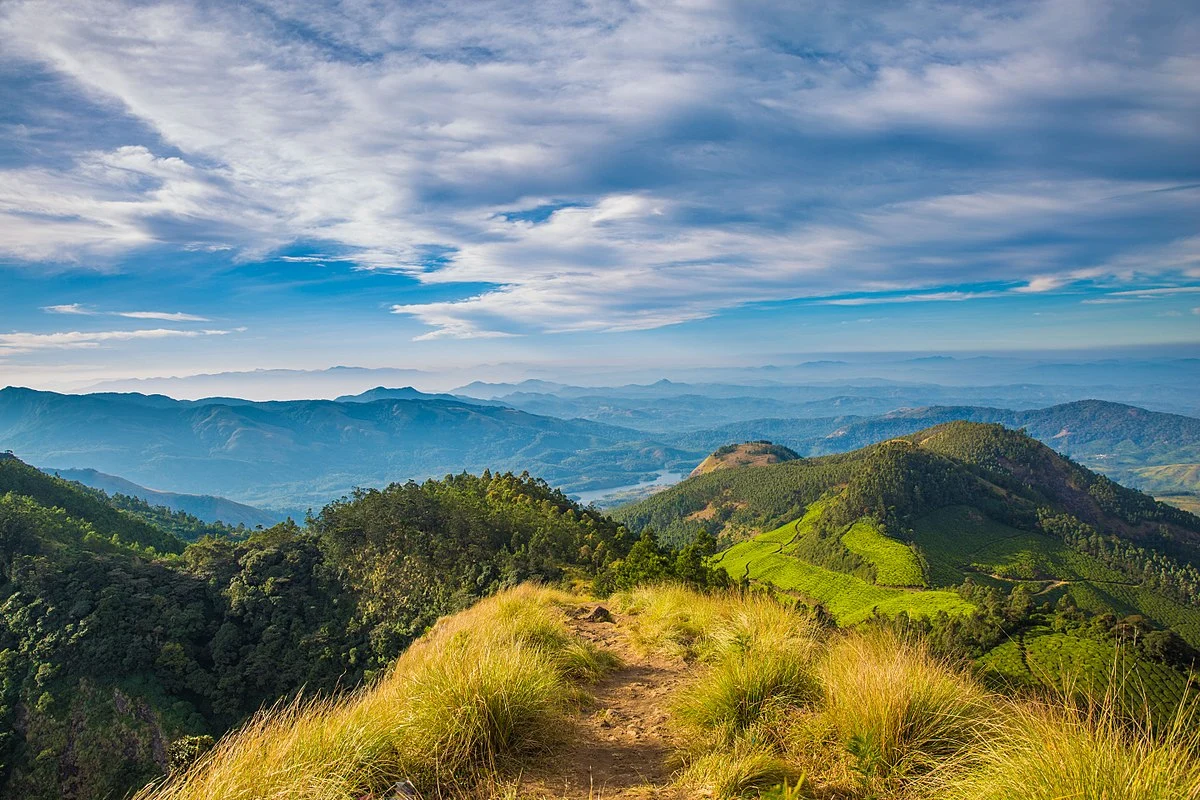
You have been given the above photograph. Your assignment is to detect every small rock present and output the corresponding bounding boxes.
[584,606,614,623]
[388,780,422,799]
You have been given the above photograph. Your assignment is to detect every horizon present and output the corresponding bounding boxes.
[2,0,1199,391]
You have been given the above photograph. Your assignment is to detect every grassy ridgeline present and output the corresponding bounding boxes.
[612,585,1200,800]
[136,586,616,800]
[147,584,1200,800]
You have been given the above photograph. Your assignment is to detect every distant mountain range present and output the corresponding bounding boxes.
[42,467,282,527]
[0,387,696,509]
[75,353,1200,415]
[2,385,1197,511]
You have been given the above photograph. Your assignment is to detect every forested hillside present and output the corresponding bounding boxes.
[617,423,1200,718]
[0,454,668,800]
[671,400,1200,500]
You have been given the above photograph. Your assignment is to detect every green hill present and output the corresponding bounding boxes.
[616,422,1200,713]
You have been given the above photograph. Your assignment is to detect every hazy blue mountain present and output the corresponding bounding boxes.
[43,467,283,527]
[335,386,504,406]
[0,388,699,509]
[455,373,1200,432]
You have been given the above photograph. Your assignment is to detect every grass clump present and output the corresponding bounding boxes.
[619,586,823,796]
[136,585,616,800]
[678,737,797,799]
[940,693,1200,800]
[817,629,993,793]
[613,584,818,663]
[675,649,820,746]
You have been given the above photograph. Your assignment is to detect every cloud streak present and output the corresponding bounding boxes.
[42,303,210,321]
[0,328,231,353]
[0,0,1197,339]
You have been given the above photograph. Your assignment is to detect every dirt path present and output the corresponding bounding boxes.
[517,605,688,799]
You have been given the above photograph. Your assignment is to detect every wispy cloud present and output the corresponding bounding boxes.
[42,304,209,321]
[816,291,1004,307]
[0,0,1197,339]
[114,310,210,321]
[0,328,231,353]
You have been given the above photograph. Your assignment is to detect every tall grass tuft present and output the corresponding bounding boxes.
[941,689,1200,800]
[677,736,797,800]
[613,584,819,664]
[819,629,993,792]
[135,585,616,800]
[675,649,820,746]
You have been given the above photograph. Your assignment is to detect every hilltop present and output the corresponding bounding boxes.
[617,422,1200,713]
[689,441,800,477]
[672,399,1200,501]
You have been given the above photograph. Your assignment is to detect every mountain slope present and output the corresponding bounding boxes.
[138,585,1200,800]
[617,422,1200,640]
[0,388,700,509]
[675,400,1200,498]
[44,467,281,527]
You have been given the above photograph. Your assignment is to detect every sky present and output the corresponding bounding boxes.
[0,0,1198,392]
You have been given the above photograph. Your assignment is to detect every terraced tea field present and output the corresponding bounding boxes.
[840,518,926,586]
[713,505,971,624]
[980,627,1194,723]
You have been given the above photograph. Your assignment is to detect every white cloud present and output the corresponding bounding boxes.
[0,0,1197,338]
[115,311,210,321]
[1014,276,1067,293]
[42,303,95,315]
[0,328,231,353]
[817,291,1004,306]
[42,304,209,321]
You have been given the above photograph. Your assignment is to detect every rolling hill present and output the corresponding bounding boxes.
[689,441,799,477]
[672,400,1200,501]
[616,422,1200,709]
[0,388,700,510]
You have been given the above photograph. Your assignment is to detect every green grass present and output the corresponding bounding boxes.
[840,519,926,587]
[979,627,1194,724]
[940,691,1200,800]
[715,539,972,624]
[820,630,994,792]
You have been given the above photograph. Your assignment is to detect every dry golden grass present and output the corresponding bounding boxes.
[938,690,1200,800]
[141,583,1200,800]
[135,586,611,800]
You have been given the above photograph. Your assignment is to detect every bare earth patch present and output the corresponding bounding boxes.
[516,606,688,799]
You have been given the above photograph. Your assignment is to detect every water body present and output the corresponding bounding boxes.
[571,471,685,508]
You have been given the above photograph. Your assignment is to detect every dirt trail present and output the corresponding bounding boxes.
[518,606,689,799]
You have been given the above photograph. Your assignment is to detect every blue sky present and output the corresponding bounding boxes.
[0,0,1198,391]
